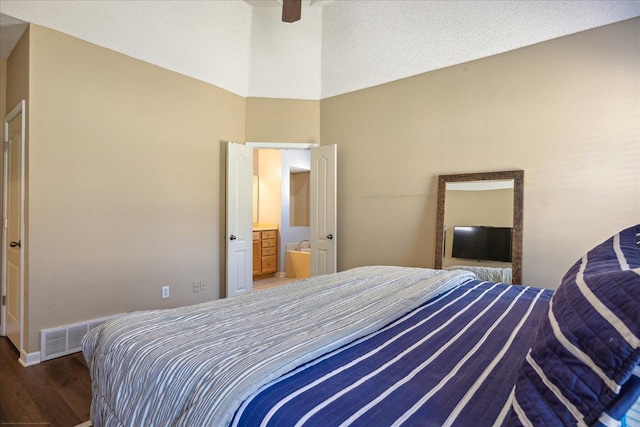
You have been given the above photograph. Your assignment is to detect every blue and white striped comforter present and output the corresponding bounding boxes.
[82,266,475,427]
[232,280,553,426]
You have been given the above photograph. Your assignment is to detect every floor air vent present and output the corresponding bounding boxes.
[40,314,124,362]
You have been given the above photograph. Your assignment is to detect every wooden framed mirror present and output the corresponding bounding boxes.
[435,170,524,284]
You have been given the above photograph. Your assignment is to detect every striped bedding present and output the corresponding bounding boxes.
[445,265,512,283]
[232,280,553,426]
[508,224,640,426]
[82,266,475,427]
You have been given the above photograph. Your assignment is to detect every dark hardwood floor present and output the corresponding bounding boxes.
[0,336,92,426]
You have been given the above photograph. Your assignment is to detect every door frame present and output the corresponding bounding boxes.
[245,142,318,150]
[1,100,26,360]
[244,142,338,278]
[228,142,321,296]
[243,142,320,283]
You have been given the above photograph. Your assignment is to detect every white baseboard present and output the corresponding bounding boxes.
[19,349,41,366]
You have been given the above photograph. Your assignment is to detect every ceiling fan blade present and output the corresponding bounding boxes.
[282,0,301,23]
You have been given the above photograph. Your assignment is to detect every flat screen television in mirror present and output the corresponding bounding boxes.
[451,226,513,263]
[435,170,523,283]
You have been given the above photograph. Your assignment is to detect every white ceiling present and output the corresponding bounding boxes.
[244,0,330,7]
[1,1,638,100]
[0,13,28,58]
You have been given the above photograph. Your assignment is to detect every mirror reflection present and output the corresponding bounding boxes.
[435,171,523,284]
[443,180,514,282]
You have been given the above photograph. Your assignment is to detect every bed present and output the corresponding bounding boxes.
[83,225,640,426]
[444,265,512,283]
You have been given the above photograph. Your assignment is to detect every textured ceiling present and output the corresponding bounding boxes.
[318,1,640,98]
[1,1,638,100]
[244,0,330,7]
[0,13,28,58]
[0,1,328,59]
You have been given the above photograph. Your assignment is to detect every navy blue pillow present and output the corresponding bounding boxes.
[507,225,640,426]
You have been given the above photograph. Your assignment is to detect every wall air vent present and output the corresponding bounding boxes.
[40,314,124,362]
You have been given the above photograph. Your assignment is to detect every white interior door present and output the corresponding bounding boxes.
[310,144,337,276]
[2,100,25,353]
[226,142,253,297]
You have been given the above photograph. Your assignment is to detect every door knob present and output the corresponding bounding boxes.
[327,234,333,240]
[229,235,237,241]
[9,240,21,248]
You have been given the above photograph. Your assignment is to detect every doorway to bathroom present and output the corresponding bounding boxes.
[226,142,336,297]
[253,147,311,287]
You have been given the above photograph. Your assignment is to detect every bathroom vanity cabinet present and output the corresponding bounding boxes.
[253,229,278,278]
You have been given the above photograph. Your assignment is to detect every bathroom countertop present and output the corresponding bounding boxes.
[253,223,278,231]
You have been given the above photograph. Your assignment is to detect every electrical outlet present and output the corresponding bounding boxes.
[193,281,201,293]
[162,286,170,299]
[200,280,205,291]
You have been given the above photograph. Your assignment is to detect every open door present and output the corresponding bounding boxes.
[310,144,337,276]
[226,142,253,297]
[2,100,26,358]
[226,142,337,291]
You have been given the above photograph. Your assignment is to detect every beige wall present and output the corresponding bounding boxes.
[5,27,31,349]
[0,58,5,265]
[245,97,320,143]
[443,189,513,268]
[0,58,7,127]
[5,18,639,354]
[291,172,310,227]
[6,28,30,115]
[25,24,245,352]
[320,18,640,289]
[256,149,282,225]
[6,26,323,355]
